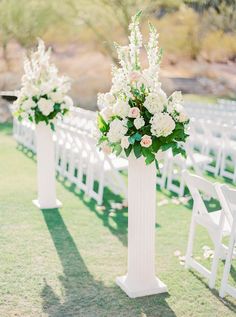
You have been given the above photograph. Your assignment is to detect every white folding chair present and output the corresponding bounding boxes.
[215,184,236,298]
[183,171,231,288]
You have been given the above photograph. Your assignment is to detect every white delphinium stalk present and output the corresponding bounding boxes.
[129,10,142,70]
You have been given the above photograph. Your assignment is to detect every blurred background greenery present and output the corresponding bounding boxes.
[0,0,235,113]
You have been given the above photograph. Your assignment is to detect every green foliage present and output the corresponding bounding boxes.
[0,0,55,48]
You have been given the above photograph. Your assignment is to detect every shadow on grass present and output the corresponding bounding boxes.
[0,122,13,135]
[190,270,236,313]
[41,208,176,317]
[57,175,161,247]
[17,144,36,162]
[57,176,129,246]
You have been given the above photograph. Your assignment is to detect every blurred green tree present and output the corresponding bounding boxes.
[0,0,55,68]
[55,0,183,63]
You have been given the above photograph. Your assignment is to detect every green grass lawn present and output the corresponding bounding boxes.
[0,123,236,317]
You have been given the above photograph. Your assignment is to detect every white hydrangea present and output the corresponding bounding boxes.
[107,118,128,143]
[134,117,145,130]
[151,112,175,137]
[38,98,54,116]
[144,91,167,114]
[113,100,130,118]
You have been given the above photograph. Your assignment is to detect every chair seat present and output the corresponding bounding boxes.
[209,210,231,236]
[104,157,128,171]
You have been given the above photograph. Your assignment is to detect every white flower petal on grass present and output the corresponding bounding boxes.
[174,250,181,257]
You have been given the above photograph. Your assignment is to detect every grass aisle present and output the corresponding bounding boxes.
[0,124,235,317]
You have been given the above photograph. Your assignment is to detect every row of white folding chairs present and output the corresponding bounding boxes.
[189,118,236,182]
[62,107,96,133]
[186,108,236,125]
[184,170,236,299]
[13,119,128,205]
[13,119,36,152]
[55,122,128,205]
[156,144,212,196]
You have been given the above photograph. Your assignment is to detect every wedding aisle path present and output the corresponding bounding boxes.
[0,123,236,317]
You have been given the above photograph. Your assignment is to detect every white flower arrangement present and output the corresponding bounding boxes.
[97,11,189,165]
[13,39,73,130]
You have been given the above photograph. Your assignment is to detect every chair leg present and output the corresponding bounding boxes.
[209,238,221,289]
[219,231,236,298]
[185,217,196,269]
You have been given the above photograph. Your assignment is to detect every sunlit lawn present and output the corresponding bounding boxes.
[0,123,236,317]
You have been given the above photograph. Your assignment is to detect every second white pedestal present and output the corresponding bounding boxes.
[116,155,167,298]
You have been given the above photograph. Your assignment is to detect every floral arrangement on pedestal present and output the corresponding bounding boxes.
[13,39,73,130]
[97,11,189,165]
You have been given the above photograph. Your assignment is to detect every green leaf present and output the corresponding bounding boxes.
[97,113,109,133]
[124,145,132,157]
[134,132,142,141]
[134,10,142,22]
[50,122,55,131]
[133,142,142,158]
[127,120,134,128]
[152,137,161,152]
[128,135,136,145]
[114,143,122,156]
[145,153,155,165]
[141,147,151,157]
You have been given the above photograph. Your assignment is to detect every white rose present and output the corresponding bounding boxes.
[100,106,113,122]
[151,112,175,137]
[107,118,128,143]
[170,91,183,105]
[134,117,145,130]
[97,92,115,109]
[104,92,116,106]
[38,98,54,116]
[22,98,36,111]
[178,111,189,123]
[170,103,189,123]
[144,91,167,114]
[50,91,64,103]
[100,142,112,154]
[121,136,130,149]
[63,96,73,110]
[113,100,130,118]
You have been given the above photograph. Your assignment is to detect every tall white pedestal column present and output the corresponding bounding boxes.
[116,155,167,298]
[33,122,62,209]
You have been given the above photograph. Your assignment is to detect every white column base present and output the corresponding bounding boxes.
[116,275,167,298]
[33,199,62,209]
